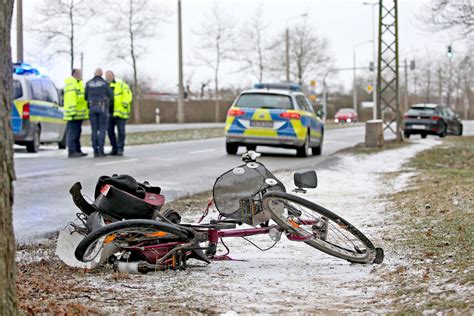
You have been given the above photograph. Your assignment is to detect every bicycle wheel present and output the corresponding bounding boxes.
[262,191,380,264]
[75,219,190,263]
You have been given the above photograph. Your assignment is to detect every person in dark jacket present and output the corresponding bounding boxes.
[85,68,113,157]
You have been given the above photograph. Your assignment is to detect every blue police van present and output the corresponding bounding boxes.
[11,63,67,153]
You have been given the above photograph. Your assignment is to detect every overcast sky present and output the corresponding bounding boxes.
[11,0,467,93]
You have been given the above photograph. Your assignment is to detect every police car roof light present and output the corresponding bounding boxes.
[13,63,40,75]
[253,83,302,92]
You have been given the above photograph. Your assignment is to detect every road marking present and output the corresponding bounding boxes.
[189,149,216,154]
[95,159,138,166]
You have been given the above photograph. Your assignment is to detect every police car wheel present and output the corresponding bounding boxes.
[226,142,238,155]
[296,134,310,158]
[312,139,323,156]
[26,127,40,153]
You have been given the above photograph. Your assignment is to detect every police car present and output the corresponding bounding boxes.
[11,63,67,153]
[225,83,324,157]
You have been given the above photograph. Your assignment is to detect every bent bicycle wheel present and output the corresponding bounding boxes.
[262,191,380,264]
[75,219,190,263]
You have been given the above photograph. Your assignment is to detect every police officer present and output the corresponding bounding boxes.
[105,71,133,156]
[64,69,88,158]
[85,68,113,157]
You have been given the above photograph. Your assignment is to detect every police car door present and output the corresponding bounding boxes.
[42,79,64,141]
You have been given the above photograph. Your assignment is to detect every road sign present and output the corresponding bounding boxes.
[365,84,373,94]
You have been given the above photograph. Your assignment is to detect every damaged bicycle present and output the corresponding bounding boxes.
[57,151,384,273]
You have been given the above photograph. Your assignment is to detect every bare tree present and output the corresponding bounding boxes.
[194,1,234,122]
[290,19,332,85]
[270,18,332,85]
[33,0,93,72]
[423,0,474,39]
[0,0,18,313]
[235,4,271,82]
[104,0,162,124]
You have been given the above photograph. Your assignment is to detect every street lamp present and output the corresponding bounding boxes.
[363,1,378,120]
[353,40,372,114]
[177,0,185,123]
[285,13,308,83]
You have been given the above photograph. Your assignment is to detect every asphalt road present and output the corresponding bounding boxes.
[13,121,473,241]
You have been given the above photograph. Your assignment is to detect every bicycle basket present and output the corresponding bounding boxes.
[213,162,285,225]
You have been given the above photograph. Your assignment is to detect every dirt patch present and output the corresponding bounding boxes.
[376,136,474,313]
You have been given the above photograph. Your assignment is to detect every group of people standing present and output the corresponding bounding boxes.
[63,68,133,158]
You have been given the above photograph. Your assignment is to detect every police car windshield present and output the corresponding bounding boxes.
[236,93,294,109]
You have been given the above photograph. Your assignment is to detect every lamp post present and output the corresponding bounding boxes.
[285,13,307,83]
[177,0,185,123]
[16,0,23,62]
[363,1,378,119]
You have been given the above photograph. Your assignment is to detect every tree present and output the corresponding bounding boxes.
[0,0,18,313]
[33,0,94,72]
[270,18,332,85]
[423,0,474,40]
[194,1,234,122]
[290,19,332,85]
[104,0,161,124]
[236,4,271,82]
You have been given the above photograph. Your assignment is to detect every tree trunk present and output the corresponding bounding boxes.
[0,0,19,314]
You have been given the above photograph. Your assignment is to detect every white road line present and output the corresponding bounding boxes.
[189,149,216,154]
[95,159,138,166]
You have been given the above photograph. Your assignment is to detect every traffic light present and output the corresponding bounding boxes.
[369,62,374,72]
[410,60,415,70]
[447,45,453,59]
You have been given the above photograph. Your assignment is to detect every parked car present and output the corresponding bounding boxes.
[403,103,463,139]
[11,63,67,153]
[334,108,358,123]
[224,83,324,157]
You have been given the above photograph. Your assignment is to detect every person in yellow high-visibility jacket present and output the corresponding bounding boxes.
[64,69,89,158]
[105,70,133,156]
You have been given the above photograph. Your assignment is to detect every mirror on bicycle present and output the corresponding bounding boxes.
[294,170,318,189]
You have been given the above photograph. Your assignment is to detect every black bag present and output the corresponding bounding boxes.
[93,174,164,220]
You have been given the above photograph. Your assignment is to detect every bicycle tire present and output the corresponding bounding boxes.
[262,191,379,264]
[75,219,190,263]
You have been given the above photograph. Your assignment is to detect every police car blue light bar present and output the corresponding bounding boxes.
[13,63,40,75]
[254,83,302,91]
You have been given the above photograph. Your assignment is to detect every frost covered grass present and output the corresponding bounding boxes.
[15,136,450,314]
[380,136,474,313]
[338,138,414,155]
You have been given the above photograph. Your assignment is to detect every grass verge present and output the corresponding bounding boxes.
[80,127,225,147]
[379,136,473,313]
[338,139,413,155]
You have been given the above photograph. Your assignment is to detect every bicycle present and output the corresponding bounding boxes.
[68,151,384,273]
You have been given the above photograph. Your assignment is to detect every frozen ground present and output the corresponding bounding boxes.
[20,138,440,313]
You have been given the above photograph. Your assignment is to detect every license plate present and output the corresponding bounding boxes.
[412,124,425,129]
[250,120,273,128]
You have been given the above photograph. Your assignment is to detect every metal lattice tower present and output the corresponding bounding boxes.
[376,0,402,141]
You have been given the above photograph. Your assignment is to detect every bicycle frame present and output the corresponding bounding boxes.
[126,217,318,267]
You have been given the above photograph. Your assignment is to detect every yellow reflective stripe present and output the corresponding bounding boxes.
[30,116,65,124]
